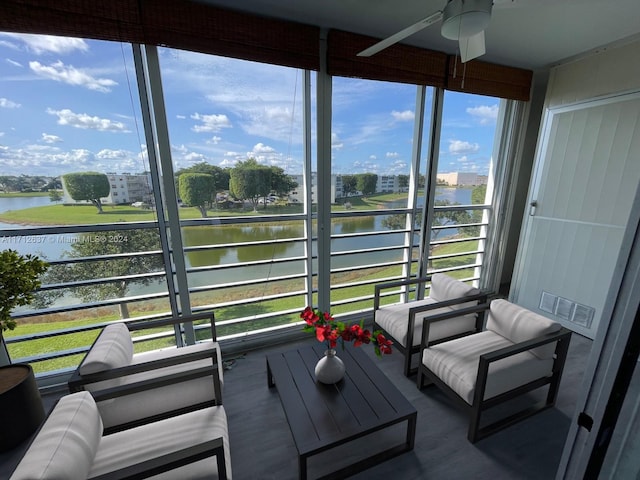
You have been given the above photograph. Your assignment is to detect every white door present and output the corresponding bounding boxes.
[511,92,640,338]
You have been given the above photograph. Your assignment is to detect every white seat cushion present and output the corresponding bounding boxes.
[89,405,231,479]
[421,330,555,404]
[88,341,222,428]
[10,392,102,480]
[375,298,476,348]
[486,299,562,359]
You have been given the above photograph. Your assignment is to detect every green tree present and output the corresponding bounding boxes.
[468,184,488,236]
[432,199,473,240]
[229,158,271,211]
[270,167,297,198]
[341,175,357,197]
[175,162,230,203]
[35,229,164,319]
[397,174,409,191]
[178,173,216,218]
[0,250,48,333]
[356,173,378,195]
[62,172,110,213]
[49,190,63,203]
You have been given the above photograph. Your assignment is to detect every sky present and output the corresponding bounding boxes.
[0,33,499,179]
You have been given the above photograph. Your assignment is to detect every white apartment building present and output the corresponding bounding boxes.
[62,173,153,205]
[437,172,488,186]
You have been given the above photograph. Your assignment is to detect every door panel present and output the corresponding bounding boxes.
[511,93,640,338]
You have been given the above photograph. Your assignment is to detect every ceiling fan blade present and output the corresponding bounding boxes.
[357,11,443,57]
[459,30,486,62]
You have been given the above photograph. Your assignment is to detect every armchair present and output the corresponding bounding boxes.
[10,390,231,479]
[374,273,488,376]
[68,312,224,433]
[417,299,572,442]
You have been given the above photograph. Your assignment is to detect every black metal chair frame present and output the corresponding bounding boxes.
[15,393,229,480]
[373,276,488,376]
[416,303,572,443]
[68,312,223,434]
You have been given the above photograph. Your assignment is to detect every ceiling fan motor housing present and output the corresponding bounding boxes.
[441,0,493,40]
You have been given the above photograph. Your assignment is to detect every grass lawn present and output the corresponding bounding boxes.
[0,193,417,226]
[0,192,51,198]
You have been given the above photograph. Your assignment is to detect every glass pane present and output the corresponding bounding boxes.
[0,33,169,373]
[157,48,312,333]
[431,91,499,282]
[330,77,432,314]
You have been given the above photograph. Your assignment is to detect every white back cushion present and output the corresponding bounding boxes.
[429,273,480,303]
[486,299,561,359]
[80,323,133,375]
[10,391,102,480]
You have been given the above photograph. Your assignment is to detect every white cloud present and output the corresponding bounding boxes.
[331,133,344,150]
[386,152,400,158]
[252,143,275,154]
[96,149,130,160]
[46,108,130,132]
[466,104,499,125]
[0,33,89,55]
[6,58,22,68]
[209,136,222,144]
[448,139,480,155]
[391,110,415,122]
[369,155,377,160]
[0,98,21,108]
[191,113,232,133]
[41,133,61,144]
[184,151,207,163]
[30,60,117,93]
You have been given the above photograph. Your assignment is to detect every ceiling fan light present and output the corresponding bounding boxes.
[441,0,492,40]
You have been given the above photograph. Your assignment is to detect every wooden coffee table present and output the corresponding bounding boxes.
[267,343,417,480]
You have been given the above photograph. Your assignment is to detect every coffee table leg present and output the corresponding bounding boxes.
[406,412,417,450]
[267,359,275,388]
[299,454,307,480]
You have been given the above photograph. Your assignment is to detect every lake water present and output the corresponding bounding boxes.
[0,187,475,286]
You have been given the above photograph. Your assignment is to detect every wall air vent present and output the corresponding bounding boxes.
[539,291,595,329]
[539,291,557,314]
[555,297,574,320]
[572,303,595,328]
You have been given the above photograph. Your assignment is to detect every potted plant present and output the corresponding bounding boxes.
[0,249,48,450]
[0,249,48,365]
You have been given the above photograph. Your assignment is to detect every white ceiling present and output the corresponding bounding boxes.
[201,0,640,71]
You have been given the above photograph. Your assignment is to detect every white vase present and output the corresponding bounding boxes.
[315,349,345,384]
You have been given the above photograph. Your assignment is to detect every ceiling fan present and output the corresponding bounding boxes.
[358,0,494,63]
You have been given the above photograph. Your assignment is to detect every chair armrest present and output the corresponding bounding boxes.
[69,342,224,404]
[88,437,228,480]
[70,343,219,386]
[473,327,573,405]
[374,276,432,310]
[478,327,572,365]
[89,365,216,402]
[419,302,491,349]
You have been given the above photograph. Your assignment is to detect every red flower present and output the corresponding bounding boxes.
[300,306,319,326]
[376,332,393,355]
[301,306,392,357]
